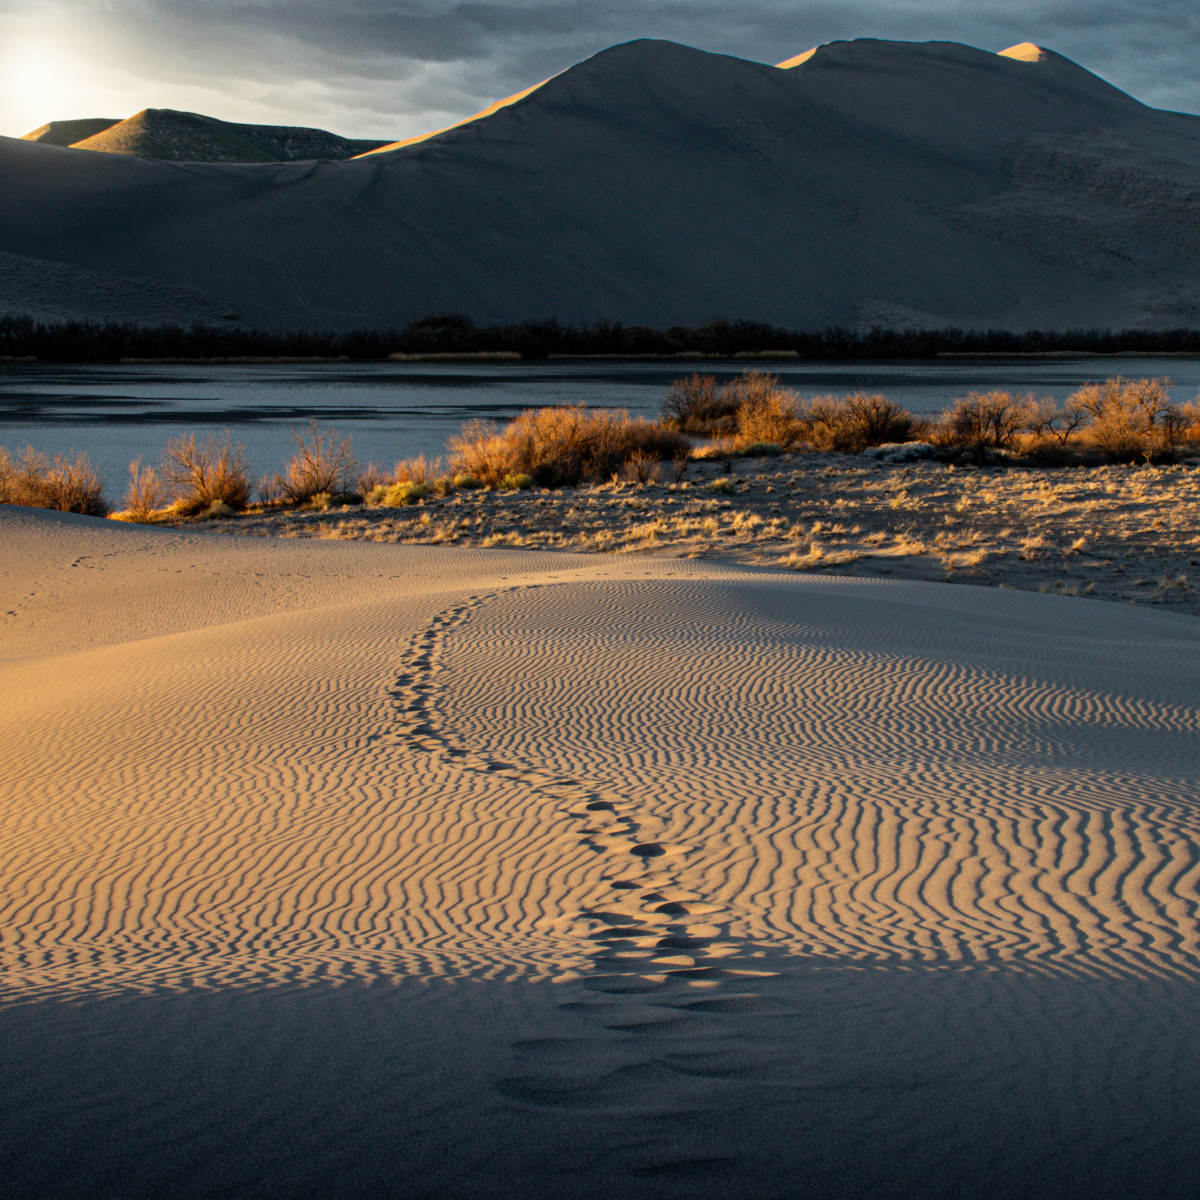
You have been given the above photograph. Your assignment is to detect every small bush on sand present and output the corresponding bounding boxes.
[665,373,916,455]
[622,449,661,484]
[118,458,168,522]
[660,374,739,435]
[161,432,251,514]
[929,379,1197,462]
[710,477,736,494]
[0,446,109,515]
[273,422,358,504]
[500,472,534,490]
[449,406,689,488]
[452,472,482,489]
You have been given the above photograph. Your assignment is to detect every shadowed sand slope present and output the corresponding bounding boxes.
[68,108,390,162]
[4,505,1200,1198]
[1,38,1198,329]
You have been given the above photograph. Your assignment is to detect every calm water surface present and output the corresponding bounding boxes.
[3,357,1199,495]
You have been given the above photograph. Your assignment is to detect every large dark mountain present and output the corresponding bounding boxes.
[1,39,1197,331]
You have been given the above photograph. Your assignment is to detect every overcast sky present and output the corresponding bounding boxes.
[2,1,1197,140]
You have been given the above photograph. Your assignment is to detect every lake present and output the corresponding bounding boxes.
[3,357,1198,497]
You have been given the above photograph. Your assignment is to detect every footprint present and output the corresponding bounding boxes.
[656,935,707,950]
[674,995,787,1014]
[630,843,666,858]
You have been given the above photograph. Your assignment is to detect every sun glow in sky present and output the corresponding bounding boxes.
[2,0,1198,141]
[1,39,99,133]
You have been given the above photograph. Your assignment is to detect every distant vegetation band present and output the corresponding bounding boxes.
[2,314,1199,362]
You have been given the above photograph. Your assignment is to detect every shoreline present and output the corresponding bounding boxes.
[4,349,1200,365]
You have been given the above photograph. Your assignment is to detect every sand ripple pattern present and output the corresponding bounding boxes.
[433,577,1200,980]
[2,524,1199,1001]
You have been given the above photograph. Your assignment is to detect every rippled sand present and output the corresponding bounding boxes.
[3,504,1199,1199]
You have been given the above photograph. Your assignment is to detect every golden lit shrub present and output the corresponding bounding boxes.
[118,458,168,522]
[161,432,251,514]
[448,406,689,488]
[800,393,915,452]
[0,445,109,515]
[660,374,739,435]
[273,422,358,504]
[1071,377,1189,459]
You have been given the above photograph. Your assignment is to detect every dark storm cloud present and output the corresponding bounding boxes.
[9,0,1200,135]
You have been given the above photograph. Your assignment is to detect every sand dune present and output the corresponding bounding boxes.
[1,38,1198,330]
[68,108,390,163]
[19,117,119,146]
[3,504,1200,1196]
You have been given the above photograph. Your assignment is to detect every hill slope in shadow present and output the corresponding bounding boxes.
[1,38,1198,330]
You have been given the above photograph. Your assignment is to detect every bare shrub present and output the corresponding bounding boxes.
[660,374,739,435]
[273,422,358,504]
[1021,398,1088,448]
[735,375,806,449]
[623,449,661,485]
[800,393,914,452]
[0,446,109,515]
[670,448,691,482]
[1071,377,1187,460]
[933,391,1029,457]
[448,406,689,488]
[122,458,167,521]
[161,432,251,514]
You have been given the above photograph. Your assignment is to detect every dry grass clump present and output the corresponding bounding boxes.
[0,446,109,515]
[448,405,690,488]
[271,422,358,505]
[160,432,251,514]
[391,454,441,485]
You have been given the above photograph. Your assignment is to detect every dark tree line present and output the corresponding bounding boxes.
[2,311,1199,362]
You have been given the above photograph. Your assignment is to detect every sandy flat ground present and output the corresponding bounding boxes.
[2,503,1200,1198]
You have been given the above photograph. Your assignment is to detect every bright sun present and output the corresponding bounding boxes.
[1,40,94,134]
